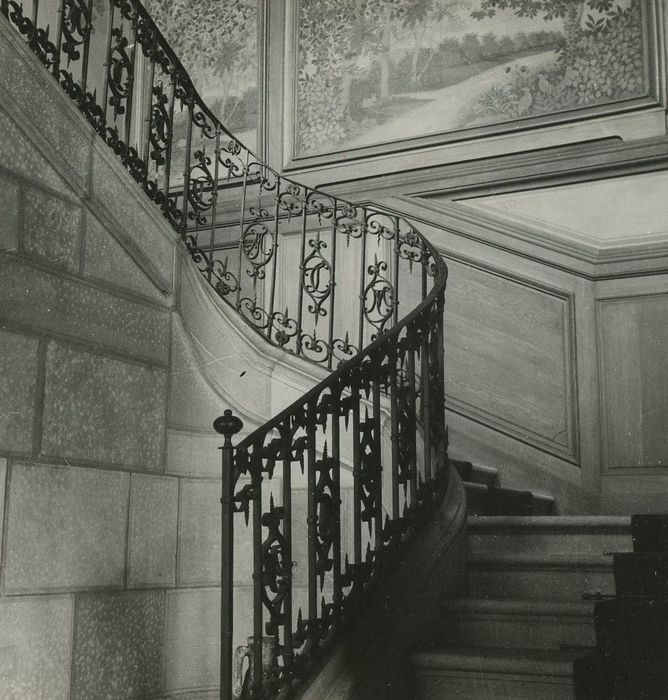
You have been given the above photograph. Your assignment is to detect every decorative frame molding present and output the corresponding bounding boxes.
[282,0,665,172]
[442,254,580,464]
[596,287,668,474]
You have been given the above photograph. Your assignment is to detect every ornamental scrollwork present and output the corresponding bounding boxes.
[301,236,332,321]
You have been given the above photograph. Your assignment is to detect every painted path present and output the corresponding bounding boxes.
[343,51,556,149]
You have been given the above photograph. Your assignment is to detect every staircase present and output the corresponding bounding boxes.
[412,461,632,699]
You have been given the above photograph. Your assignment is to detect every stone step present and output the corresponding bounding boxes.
[468,554,615,601]
[412,647,582,699]
[465,484,555,517]
[451,459,499,486]
[441,598,596,649]
[467,516,632,557]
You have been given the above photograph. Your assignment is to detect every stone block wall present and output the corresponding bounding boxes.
[0,19,240,699]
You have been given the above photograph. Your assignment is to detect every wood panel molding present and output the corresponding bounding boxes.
[443,257,579,463]
[597,290,668,473]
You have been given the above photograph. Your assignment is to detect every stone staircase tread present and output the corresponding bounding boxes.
[470,464,499,484]
[468,515,632,532]
[442,598,595,617]
[412,646,587,675]
[469,553,613,569]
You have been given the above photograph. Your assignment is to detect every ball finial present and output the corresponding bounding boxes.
[213,409,243,445]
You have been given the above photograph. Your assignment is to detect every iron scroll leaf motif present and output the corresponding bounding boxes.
[60,0,92,66]
[186,149,216,226]
[301,235,332,321]
[107,26,134,119]
[261,495,291,636]
[6,1,57,68]
[363,256,396,340]
[147,83,170,168]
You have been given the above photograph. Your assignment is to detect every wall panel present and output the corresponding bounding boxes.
[598,292,668,470]
[444,258,578,461]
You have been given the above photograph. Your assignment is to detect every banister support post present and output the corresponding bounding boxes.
[214,409,244,700]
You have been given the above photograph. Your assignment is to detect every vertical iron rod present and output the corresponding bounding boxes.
[281,421,294,668]
[266,174,281,341]
[372,378,383,550]
[306,399,317,622]
[327,198,338,369]
[208,129,222,284]
[421,335,432,483]
[296,192,308,356]
[78,0,94,95]
[352,376,362,565]
[331,388,342,625]
[235,154,250,309]
[252,452,263,698]
[162,80,176,205]
[179,112,194,239]
[389,348,400,520]
[407,349,418,504]
[53,0,65,77]
[101,0,115,125]
[142,53,156,169]
[213,410,243,700]
[121,17,137,148]
[357,212,368,351]
[393,217,401,328]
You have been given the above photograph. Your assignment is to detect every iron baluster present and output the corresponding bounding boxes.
[351,372,362,568]
[330,385,342,628]
[207,128,222,284]
[392,216,400,328]
[306,398,317,628]
[30,0,37,26]
[78,0,93,97]
[266,174,282,342]
[252,448,263,699]
[407,349,418,505]
[214,410,244,700]
[357,215,367,351]
[52,0,64,77]
[389,346,400,521]
[162,79,175,207]
[296,194,308,358]
[280,420,294,683]
[100,0,114,124]
[421,241,428,302]
[141,46,156,170]
[327,199,338,370]
[123,18,137,148]
[235,153,250,310]
[371,375,383,551]
[421,334,433,484]
[179,109,193,239]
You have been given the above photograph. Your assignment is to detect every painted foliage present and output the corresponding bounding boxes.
[295,0,650,157]
[149,0,259,148]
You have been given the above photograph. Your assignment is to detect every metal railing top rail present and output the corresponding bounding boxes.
[2,0,447,372]
[2,2,451,698]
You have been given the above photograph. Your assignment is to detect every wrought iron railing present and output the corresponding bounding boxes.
[3,1,450,697]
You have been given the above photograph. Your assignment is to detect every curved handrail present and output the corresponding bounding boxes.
[2,2,451,698]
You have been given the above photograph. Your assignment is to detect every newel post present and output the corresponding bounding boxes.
[214,409,243,700]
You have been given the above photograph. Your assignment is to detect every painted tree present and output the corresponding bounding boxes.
[400,0,465,91]
[471,0,621,46]
[148,0,257,126]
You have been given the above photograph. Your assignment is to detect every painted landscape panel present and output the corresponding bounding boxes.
[149,0,259,150]
[294,0,650,158]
